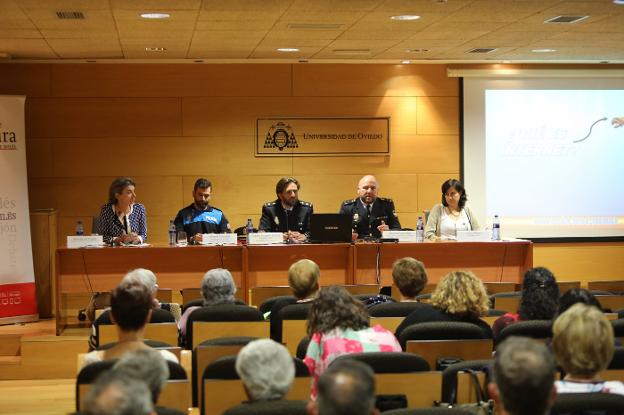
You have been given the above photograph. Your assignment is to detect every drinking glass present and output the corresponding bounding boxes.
[177,231,188,246]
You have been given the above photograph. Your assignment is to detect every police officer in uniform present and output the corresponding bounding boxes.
[339,175,401,239]
[174,178,230,244]
[259,177,313,243]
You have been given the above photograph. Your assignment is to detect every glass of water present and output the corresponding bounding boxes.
[177,231,188,246]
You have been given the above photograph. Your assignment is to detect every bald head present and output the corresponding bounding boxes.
[357,175,379,204]
[314,360,377,415]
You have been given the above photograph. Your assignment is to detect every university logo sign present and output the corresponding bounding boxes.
[263,121,298,151]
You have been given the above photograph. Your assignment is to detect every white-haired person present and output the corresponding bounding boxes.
[88,268,178,350]
[178,268,238,337]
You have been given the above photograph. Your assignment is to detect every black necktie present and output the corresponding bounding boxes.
[366,204,372,219]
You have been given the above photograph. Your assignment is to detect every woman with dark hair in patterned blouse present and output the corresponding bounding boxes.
[98,177,147,245]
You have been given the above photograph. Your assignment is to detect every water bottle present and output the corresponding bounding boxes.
[245,218,254,235]
[416,216,424,242]
[75,220,84,236]
[492,215,501,241]
[168,220,177,246]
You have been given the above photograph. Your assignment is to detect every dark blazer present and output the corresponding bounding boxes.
[98,202,147,244]
[339,197,401,238]
[259,199,313,234]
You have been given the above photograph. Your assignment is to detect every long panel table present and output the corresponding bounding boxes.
[55,240,531,334]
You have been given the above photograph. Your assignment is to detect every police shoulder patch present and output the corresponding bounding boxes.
[299,200,312,208]
[379,197,394,203]
[264,201,276,207]
[342,199,356,205]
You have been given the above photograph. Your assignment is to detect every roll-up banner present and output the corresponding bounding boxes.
[0,95,38,324]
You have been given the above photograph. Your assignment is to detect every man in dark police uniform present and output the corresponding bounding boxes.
[339,174,401,239]
[259,177,313,242]
[174,178,230,244]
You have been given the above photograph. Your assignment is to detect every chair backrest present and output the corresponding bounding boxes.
[551,392,624,414]
[155,288,173,303]
[496,320,552,345]
[557,281,581,293]
[259,295,296,315]
[181,288,202,304]
[272,302,312,344]
[249,286,292,307]
[406,340,493,369]
[201,356,310,415]
[612,319,624,339]
[589,280,624,294]
[597,295,624,313]
[282,320,309,355]
[192,337,257,407]
[482,282,521,295]
[99,322,179,346]
[440,359,493,404]
[222,400,308,415]
[609,347,624,370]
[332,352,430,373]
[186,305,265,349]
[490,293,521,313]
[398,321,491,350]
[370,317,406,333]
[368,302,423,317]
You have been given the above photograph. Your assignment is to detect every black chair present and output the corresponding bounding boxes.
[611,319,624,338]
[415,293,432,301]
[550,392,624,414]
[496,320,552,346]
[609,346,624,369]
[222,400,308,415]
[182,298,247,314]
[440,360,492,404]
[296,336,310,360]
[184,304,263,349]
[259,295,296,316]
[97,339,173,350]
[92,308,175,348]
[332,352,430,373]
[272,302,312,343]
[384,409,474,415]
[368,302,423,317]
[398,322,491,350]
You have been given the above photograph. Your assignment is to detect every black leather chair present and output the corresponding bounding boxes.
[272,302,312,343]
[181,298,247,314]
[496,320,552,346]
[550,392,624,414]
[398,321,491,350]
[368,302,423,317]
[611,319,624,338]
[222,400,308,415]
[332,352,430,373]
[609,346,624,369]
[259,295,296,316]
[92,308,175,348]
[296,336,310,360]
[97,339,173,350]
[440,360,492,404]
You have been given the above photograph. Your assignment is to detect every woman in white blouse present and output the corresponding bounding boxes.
[424,179,480,241]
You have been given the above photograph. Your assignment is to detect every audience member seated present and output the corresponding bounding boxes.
[553,303,624,395]
[270,259,320,342]
[558,287,603,315]
[83,282,178,367]
[303,285,401,399]
[492,267,559,341]
[89,268,178,351]
[307,359,379,415]
[223,339,306,415]
[489,336,556,415]
[178,268,238,337]
[83,370,154,415]
[394,270,492,339]
[391,256,428,301]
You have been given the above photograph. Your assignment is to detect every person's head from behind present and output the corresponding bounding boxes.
[552,303,613,379]
[201,268,236,306]
[558,288,602,315]
[121,268,158,301]
[431,270,489,318]
[110,282,153,332]
[235,339,295,401]
[490,336,556,415]
[307,285,369,336]
[391,257,427,300]
[193,178,212,210]
[288,259,320,300]
[441,179,467,210]
[112,348,169,403]
[84,371,154,415]
[308,359,378,415]
[518,267,559,320]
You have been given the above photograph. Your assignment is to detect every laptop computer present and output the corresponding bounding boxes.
[309,213,352,243]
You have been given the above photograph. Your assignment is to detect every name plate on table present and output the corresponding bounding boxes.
[67,235,104,248]
[200,233,238,245]
[382,230,417,242]
[456,230,492,242]
[248,232,283,245]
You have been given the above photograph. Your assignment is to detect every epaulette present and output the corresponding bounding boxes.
[263,201,276,207]
[209,205,223,213]
[379,197,394,203]
[342,199,356,205]
[299,200,312,207]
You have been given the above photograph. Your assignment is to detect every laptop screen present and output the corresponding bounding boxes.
[309,214,352,243]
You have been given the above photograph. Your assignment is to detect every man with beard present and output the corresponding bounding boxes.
[174,178,230,244]
[259,177,313,243]
[339,175,401,239]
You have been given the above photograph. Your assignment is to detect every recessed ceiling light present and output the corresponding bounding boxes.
[401,60,411,64]
[406,48,429,53]
[277,48,300,52]
[140,12,170,19]
[613,0,624,4]
[390,15,421,21]
[145,47,166,52]
[531,48,556,53]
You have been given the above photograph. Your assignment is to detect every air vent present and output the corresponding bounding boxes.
[333,49,371,55]
[544,15,588,24]
[467,47,497,54]
[56,11,85,19]
[288,23,343,30]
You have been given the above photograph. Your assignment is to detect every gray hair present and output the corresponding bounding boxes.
[317,359,376,415]
[235,339,295,401]
[494,336,556,415]
[201,268,236,306]
[84,371,153,415]
[121,268,157,294]
[112,348,169,403]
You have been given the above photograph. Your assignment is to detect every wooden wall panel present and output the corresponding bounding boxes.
[0,64,51,96]
[25,138,54,178]
[292,64,458,97]
[417,97,460,135]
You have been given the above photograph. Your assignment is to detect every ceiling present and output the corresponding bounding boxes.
[0,0,623,63]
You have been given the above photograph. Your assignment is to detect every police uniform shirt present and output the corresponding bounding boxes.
[339,197,401,238]
[174,203,230,238]
[259,199,313,233]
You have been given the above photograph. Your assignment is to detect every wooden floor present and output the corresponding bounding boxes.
[0,379,74,415]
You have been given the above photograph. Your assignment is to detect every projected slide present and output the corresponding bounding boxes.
[464,79,624,239]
